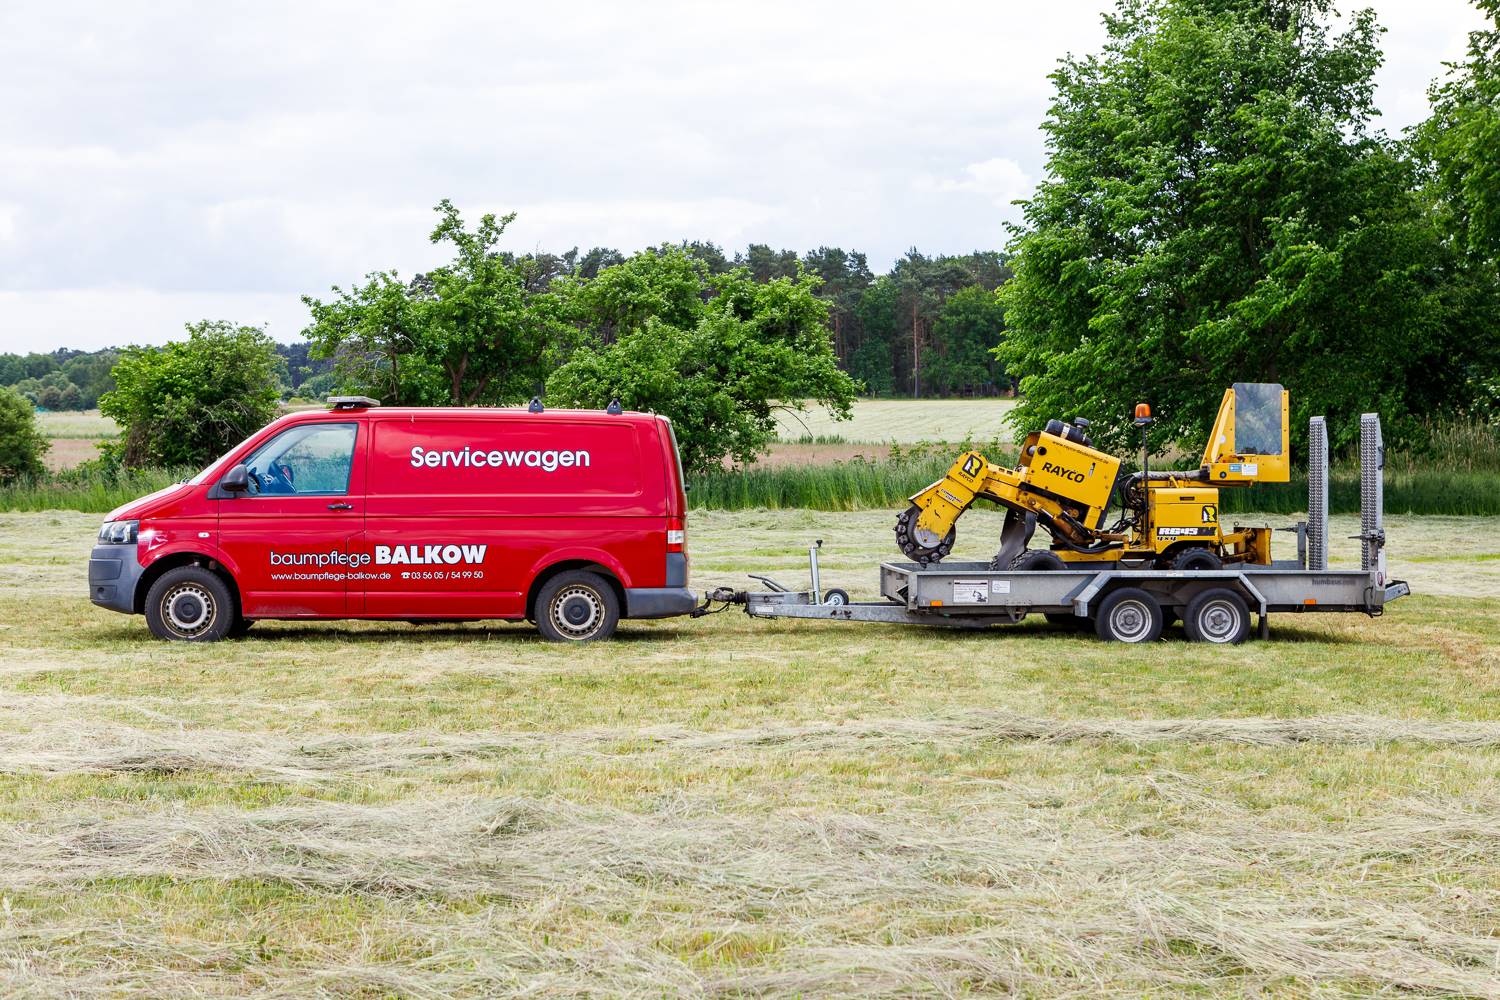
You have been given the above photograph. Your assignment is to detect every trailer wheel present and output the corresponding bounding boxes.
[1183,588,1250,644]
[537,571,620,642]
[1095,587,1164,644]
[144,566,236,642]
[822,588,850,606]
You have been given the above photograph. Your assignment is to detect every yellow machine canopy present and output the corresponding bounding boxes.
[1201,382,1290,484]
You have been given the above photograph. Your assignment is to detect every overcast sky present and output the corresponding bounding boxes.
[0,0,1487,352]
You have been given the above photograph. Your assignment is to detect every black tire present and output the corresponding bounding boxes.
[1183,587,1251,644]
[1169,547,1223,572]
[822,588,850,606]
[1094,587,1164,644]
[225,617,255,639]
[536,571,620,643]
[894,505,955,565]
[1006,549,1067,572]
[144,566,236,642]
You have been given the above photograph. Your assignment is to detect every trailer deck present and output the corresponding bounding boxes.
[702,413,1409,643]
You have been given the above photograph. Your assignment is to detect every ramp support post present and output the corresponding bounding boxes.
[1307,416,1328,571]
[1359,413,1386,585]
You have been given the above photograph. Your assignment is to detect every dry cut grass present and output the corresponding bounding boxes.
[1,509,1499,996]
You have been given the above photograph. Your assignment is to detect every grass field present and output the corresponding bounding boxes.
[34,410,118,472]
[774,398,1017,443]
[3,508,1500,995]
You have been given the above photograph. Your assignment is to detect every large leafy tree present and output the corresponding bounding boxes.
[303,200,568,406]
[546,248,858,473]
[924,285,1009,396]
[101,321,284,468]
[1418,0,1500,259]
[1413,0,1500,410]
[0,387,48,483]
[999,0,1464,454]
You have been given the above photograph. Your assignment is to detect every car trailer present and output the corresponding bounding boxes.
[699,414,1410,643]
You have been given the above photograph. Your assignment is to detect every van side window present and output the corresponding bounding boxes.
[241,423,357,496]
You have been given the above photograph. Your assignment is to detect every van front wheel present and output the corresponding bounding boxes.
[145,566,236,642]
[537,571,620,643]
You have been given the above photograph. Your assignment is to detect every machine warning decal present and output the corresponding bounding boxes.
[1157,526,1216,537]
[1228,462,1259,476]
[990,580,1011,595]
[952,580,990,603]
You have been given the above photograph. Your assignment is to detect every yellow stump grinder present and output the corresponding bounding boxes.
[895,383,1291,571]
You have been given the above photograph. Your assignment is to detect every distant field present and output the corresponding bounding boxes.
[774,397,1017,444]
[36,410,117,440]
[36,410,118,472]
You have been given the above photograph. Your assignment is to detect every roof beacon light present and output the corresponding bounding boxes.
[328,396,380,410]
[1133,402,1153,425]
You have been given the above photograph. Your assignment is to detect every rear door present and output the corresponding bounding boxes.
[215,420,365,617]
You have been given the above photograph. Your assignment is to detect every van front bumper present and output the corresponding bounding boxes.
[89,543,144,615]
[625,587,697,619]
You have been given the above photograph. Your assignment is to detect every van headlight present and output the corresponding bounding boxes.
[98,520,139,545]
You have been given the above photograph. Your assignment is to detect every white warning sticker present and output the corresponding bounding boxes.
[952,579,990,604]
[990,580,1012,595]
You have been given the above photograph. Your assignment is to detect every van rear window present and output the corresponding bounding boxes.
[370,419,646,497]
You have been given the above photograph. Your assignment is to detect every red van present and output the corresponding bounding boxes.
[88,398,695,642]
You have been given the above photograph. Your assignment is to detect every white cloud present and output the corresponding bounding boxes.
[0,288,312,351]
[0,0,1488,350]
[915,158,1034,211]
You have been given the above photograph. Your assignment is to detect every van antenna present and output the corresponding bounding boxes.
[528,397,544,413]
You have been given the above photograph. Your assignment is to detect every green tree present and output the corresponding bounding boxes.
[924,285,1008,396]
[101,321,284,468]
[303,200,567,406]
[61,351,117,408]
[555,246,707,345]
[851,275,900,396]
[0,355,24,385]
[1417,1,1500,259]
[801,247,874,367]
[0,387,48,483]
[1413,0,1500,410]
[546,253,858,473]
[999,0,1463,454]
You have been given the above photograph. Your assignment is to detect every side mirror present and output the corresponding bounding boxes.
[220,464,251,493]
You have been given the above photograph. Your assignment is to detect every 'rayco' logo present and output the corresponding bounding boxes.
[409,446,590,472]
[375,544,488,565]
[1041,461,1087,483]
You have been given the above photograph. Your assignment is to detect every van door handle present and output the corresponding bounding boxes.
[327,502,354,511]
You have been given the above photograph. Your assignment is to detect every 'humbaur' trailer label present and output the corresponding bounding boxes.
[408,445,590,472]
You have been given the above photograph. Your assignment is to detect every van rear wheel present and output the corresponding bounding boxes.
[145,566,235,642]
[536,571,620,643]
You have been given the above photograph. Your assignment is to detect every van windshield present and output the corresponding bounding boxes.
[187,442,250,486]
